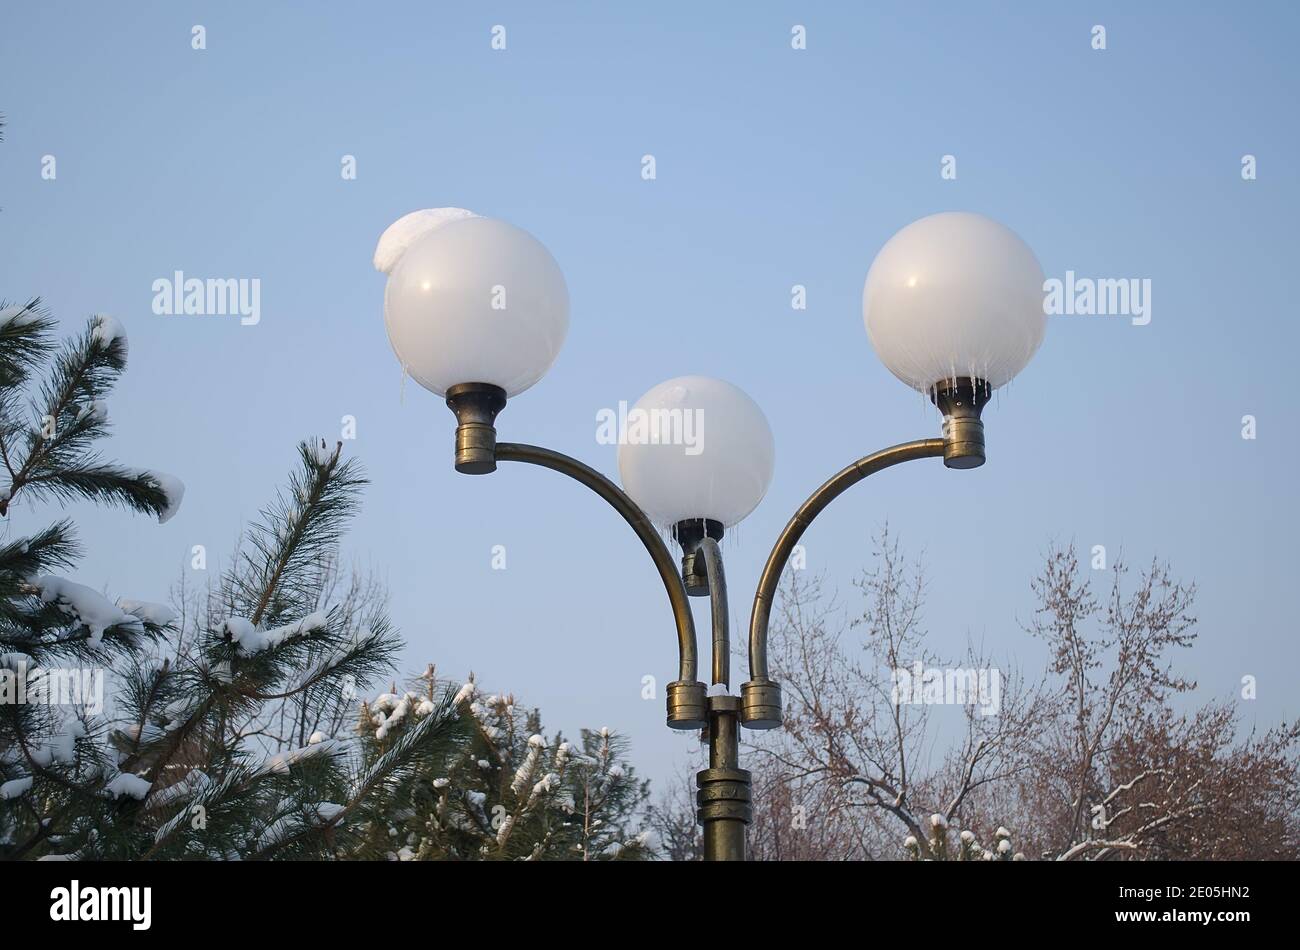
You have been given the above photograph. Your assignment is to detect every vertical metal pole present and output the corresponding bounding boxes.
[697,698,750,861]
[687,536,751,860]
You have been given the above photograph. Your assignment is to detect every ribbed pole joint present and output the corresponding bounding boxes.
[666,679,708,730]
[740,676,783,729]
[697,766,752,861]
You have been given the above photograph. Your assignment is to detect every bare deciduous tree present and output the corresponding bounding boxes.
[655,532,1300,861]
[1017,547,1300,860]
[646,766,702,861]
[745,529,1045,860]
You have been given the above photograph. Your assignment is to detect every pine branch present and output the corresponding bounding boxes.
[18,461,169,517]
[1,314,172,520]
[352,691,467,811]
[0,521,79,635]
[135,443,376,808]
[229,441,360,626]
[0,298,55,391]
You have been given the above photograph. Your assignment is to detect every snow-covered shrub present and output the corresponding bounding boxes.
[350,673,654,861]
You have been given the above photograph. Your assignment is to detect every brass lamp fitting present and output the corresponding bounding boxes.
[930,377,990,470]
[446,382,507,474]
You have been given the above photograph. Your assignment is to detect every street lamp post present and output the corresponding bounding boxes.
[376,208,1046,862]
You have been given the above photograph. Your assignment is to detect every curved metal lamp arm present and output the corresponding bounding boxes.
[741,438,945,728]
[445,384,709,729]
[696,537,729,688]
[494,442,698,681]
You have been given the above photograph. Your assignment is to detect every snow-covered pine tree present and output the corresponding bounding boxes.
[0,299,463,859]
[0,300,182,855]
[351,671,655,861]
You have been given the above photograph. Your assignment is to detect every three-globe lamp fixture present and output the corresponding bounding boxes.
[375,207,1046,861]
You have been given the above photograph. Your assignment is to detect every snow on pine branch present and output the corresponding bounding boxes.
[258,737,342,777]
[90,314,126,354]
[28,575,145,645]
[367,690,440,741]
[104,772,151,800]
[252,797,352,857]
[308,440,339,467]
[452,680,476,706]
[510,735,546,795]
[133,470,184,524]
[27,718,86,768]
[143,769,210,811]
[225,610,328,655]
[0,777,34,800]
[117,600,177,627]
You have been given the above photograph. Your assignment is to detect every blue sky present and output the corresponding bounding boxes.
[2,2,1297,789]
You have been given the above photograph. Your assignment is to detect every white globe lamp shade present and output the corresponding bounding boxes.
[617,376,774,529]
[382,215,569,398]
[862,211,1045,392]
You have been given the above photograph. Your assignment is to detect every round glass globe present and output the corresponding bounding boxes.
[617,376,774,528]
[862,211,1045,391]
[383,216,569,398]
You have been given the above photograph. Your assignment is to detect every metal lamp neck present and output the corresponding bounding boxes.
[446,382,507,474]
[673,518,725,597]
[929,377,990,470]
